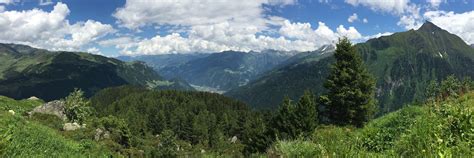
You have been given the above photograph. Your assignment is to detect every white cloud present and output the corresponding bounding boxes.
[0,0,12,5]
[336,25,362,40]
[348,13,358,23]
[114,0,295,30]
[345,0,410,15]
[363,18,368,23]
[424,10,474,44]
[360,32,393,41]
[86,47,103,55]
[427,0,444,8]
[0,2,114,51]
[110,0,370,55]
[0,5,4,12]
[39,0,53,6]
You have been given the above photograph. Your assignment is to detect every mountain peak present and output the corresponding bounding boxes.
[418,21,443,32]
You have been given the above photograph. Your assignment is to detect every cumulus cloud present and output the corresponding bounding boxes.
[39,0,53,6]
[109,0,369,55]
[345,0,410,15]
[363,18,368,23]
[86,47,103,55]
[360,32,393,41]
[337,25,362,39]
[0,5,4,12]
[427,0,444,8]
[348,13,358,23]
[106,19,368,55]
[0,0,12,5]
[424,10,474,44]
[344,0,426,30]
[0,2,114,51]
[114,0,295,30]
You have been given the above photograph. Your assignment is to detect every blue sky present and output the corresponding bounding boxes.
[0,0,472,56]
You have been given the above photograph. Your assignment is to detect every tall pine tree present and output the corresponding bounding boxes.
[294,90,318,136]
[320,37,377,127]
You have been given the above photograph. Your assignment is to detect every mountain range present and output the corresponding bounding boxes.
[226,21,474,112]
[120,50,297,92]
[0,44,193,101]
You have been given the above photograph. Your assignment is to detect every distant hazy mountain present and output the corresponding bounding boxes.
[0,43,194,101]
[227,21,474,112]
[158,50,297,92]
[116,53,209,71]
[470,44,474,48]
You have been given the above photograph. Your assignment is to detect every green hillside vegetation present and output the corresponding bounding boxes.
[0,43,194,101]
[0,97,115,157]
[1,76,472,157]
[271,90,473,157]
[90,86,270,156]
[227,22,474,113]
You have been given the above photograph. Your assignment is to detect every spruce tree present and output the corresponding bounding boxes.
[271,97,297,139]
[294,90,318,135]
[320,37,377,127]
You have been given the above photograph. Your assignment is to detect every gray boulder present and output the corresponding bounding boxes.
[28,100,66,121]
[63,122,83,131]
[94,128,111,141]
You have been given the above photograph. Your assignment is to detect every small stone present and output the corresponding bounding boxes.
[231,136,238,143]
[8,110,15,115]
[27,96,40,100]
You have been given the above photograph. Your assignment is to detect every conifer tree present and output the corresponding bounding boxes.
[271,97,297,139]
[294,90,318,135]
[319,37,377,127]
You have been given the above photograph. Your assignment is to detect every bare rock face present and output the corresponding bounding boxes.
[63,122,82,131]
[28,100,66,121]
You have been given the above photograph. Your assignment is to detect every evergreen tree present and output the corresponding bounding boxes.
[294,90,318,135]
[319,37,377,127]
[271,97,298,139]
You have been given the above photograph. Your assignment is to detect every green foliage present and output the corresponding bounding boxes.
[0,111,113,157]
[427,75,474,101]
[321,37,377,127]
[271,91,474,157]
[64,89,92,124]
[90,86,268,155]
[271,91,319,140]
[0,96,43,114]
[96,115,132,147]
[155,129,178,158]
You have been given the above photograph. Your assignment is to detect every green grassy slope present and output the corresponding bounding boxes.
[271,92,474,157]
[0,97,115,157]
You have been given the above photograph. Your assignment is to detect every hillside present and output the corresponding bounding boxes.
[0,96,116,157]
[271,91,474,157]
[158,50,296,92]
[0,43,194,101]
[226,21,474,111]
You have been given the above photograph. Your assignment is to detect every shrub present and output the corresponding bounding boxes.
[64,89,92,124]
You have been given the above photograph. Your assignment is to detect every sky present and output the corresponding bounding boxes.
[0,0,472,56]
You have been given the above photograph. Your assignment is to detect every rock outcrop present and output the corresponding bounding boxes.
[94,128,111,141]
[28,100,66,121]
[63,122,84,131]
